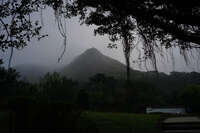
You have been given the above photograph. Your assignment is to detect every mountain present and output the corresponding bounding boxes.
[12,48,200,93]
[62,48,141,81]
[14,64,51,82]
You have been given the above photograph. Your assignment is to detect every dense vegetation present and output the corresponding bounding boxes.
[1,60,200,112]
[1,60,200,133]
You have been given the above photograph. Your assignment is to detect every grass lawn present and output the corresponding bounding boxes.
[77,111,161,133]
[0,110,161,133]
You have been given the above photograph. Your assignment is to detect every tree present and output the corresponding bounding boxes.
[1,0,200,81]
[178,85,200,112]
[73,0,200,47]
[0,0,71,67]
[125,81,162,112]
[39,72,78,102]
[87,74,117,110]
[0,60,19,97]
[0,60,39,99]
[70,0,200,82]
[0,0,45,68]
[131,0,200,46]
[70,1,137,83]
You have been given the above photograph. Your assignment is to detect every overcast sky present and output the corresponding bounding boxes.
[1,8,200,73]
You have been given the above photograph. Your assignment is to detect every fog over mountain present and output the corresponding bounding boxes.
[14,48,136,82]
[1,8,200,73]
[13,48,200,86]
[14,64,51,82]
[62,48,128,81]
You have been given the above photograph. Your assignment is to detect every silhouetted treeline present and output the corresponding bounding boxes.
[1,62,200,113]
[1,64,200,133]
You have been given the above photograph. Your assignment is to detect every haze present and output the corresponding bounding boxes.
[1,8,199,73]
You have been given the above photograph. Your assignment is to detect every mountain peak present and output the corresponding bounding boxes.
[83,48,102,56]
[62,48,128,81]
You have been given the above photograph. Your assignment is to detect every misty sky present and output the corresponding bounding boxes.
[1,8,200,73]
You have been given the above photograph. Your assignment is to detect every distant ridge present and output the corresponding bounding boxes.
[14,64,51,82]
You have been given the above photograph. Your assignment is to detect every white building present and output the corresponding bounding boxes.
[146,107,186,114]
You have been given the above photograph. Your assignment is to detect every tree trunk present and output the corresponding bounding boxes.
[125,54,130,85]
[122,22,132,85]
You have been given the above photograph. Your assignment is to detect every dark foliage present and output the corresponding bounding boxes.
[1,62,200,113]
[73,0,200,47]
[0,62,20,98]
[58,0,200,82]
[0,62,39,100]
[2,0,200,79]
[1,65,200,133]
[39,72,79,103]
[177,85,200,112]
[0,68,82,133]
[0,0,44,52]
